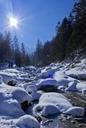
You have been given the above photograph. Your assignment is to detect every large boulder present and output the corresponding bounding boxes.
[33,93,72,117]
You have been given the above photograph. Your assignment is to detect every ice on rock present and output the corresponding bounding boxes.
[16,115,40,128]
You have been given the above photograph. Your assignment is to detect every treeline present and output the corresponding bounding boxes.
[0,32,30,67]
[33,0,86,66]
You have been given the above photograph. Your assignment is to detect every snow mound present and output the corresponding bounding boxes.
[0,85,33,116]
[0,99,24,116]
[11,87,32,104]
[33,93,72,117]
[16,115,40,128]
[39,93,72,112]
[64,106,85,117]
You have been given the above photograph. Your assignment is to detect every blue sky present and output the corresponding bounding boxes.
[0,0,75,52]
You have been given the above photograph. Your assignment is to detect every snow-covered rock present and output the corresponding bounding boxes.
[0,84,32,113]
[0,99,24,116]
[76,82,86,92]
[66,59,86,80]
[53,71,72,86]
[11,87,32,104]
[66,81,78,92]
[26,84,37,92]
[33,93,72,117]
[0,71,17,84]
[34,103,61,118]
[82,88,86,96]
[41,68,56,78]
[16,115,40,128]
[31,91,43,101]
[64,106,85,117]
[37,78,58,92]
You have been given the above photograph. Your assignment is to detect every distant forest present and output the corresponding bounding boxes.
[0,33,30,67]
[32,0,86,66]
[0,0,86,67]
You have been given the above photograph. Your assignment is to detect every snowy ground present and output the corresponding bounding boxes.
[0,58,86,128]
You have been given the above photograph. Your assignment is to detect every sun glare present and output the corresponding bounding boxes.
[9,16,19,28]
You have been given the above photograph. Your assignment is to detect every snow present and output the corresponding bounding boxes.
[33,93,72,117]
[66,81,78,92]
[0,58,86,127]
[33,103,61,118]
[76,82,86,92]
[16,115,40,128]
[37,78,57,86]
[41,68,56,78]
[11,87,32,104]
[40,104,61,117]
[0,71,17,84]
[37,78,58,92]
[66,59,86,80]
[0,99,24,117]
[39,93,72,112]
[31,91,43,101]
[64,106,85,117]
[3,68,20,74]
[53,71,73,86]
[0,84,32,117]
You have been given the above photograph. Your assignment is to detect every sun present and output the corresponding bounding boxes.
[9,16,19,28]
